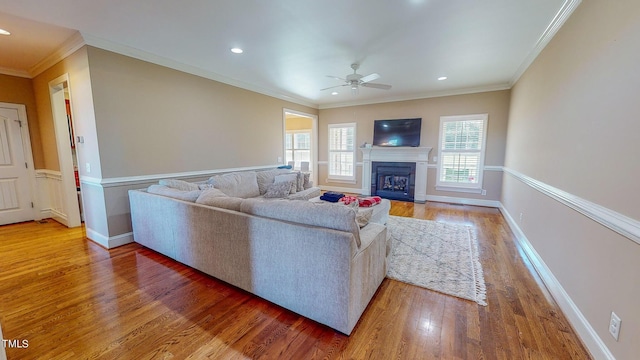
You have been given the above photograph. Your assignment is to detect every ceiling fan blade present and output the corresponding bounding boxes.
[360,73,380,83]
[326,75,347,81]
[320,84,348,91]
[361,82,392,90]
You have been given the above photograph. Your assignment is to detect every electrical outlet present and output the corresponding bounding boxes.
[609,312,621,341]
[519,212,523,222]
[85,162,91,173]
[277,156,283,163]
[481,189,487,196]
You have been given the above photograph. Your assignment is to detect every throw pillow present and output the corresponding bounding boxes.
[274,173,298,194]
[256,168,291,195]
[356,207,374,228]
[295,171,304,192]
[302,172,311,189]
[158,179,200,191]
[264,180,293,198]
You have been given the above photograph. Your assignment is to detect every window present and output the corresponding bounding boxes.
[328,123,356,181]
[285,131,311,169]
[436,114,488,193]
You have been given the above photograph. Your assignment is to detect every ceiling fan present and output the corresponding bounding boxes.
[321,63,392,94]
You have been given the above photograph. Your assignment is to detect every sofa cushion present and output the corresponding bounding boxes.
[158,179,200,191]
[264,180,293,198]
[256,168,291,195]
[147,185,201,202]
[195,188,228,205]
[208,171,260,198]
[240,198,362,247]
[198,196,244,211]
[285,187,321,201]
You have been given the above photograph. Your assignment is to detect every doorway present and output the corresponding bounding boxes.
[0,103,37,225]
[49,74,82,227]
[283,109,317,185]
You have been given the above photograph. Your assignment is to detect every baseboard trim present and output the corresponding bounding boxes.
[86,228,134,249]
[426,195,501,208]
[50,209,68,227]
[499,205,613,360]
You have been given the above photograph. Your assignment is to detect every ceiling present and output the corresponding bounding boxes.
[0,0,578,108]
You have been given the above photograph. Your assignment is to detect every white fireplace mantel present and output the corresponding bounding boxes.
[360,146,432,203]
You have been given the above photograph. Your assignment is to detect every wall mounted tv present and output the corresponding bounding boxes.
[372,118,422,147]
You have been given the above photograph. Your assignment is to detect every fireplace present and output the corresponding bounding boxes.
[371,162,416,202]
[360,146,431,203]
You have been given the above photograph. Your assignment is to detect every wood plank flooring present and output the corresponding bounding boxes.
[0,202,591,359]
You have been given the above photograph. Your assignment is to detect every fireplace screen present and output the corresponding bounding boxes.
[371,162,416,202]
[382,175,409,192]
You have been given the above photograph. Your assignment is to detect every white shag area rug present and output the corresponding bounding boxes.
[386,215,487,306]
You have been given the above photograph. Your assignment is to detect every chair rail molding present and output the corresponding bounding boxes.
[503,167,640,245]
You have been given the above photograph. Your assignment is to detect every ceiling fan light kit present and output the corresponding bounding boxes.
[322,63,392,94]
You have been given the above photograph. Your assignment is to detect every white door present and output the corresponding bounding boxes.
[0,107,33,225]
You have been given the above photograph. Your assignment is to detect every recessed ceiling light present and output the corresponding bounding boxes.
[331,92,338,95]
[438,76,447,81]
[230,47,243,54]
[0,28,10,36]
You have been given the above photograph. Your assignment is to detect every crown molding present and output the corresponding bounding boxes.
[29,31,86,78]
[318,83,512,110]
[0,66,31,78]
[510,0,582,86]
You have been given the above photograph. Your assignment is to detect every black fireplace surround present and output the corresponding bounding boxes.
[371,161,416,202]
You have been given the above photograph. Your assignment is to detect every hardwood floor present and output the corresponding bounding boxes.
[0,202,591,359]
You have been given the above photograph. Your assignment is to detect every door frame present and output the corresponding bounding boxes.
[282,109,318,186]
[0,102,39,222]
[49,74,81,227]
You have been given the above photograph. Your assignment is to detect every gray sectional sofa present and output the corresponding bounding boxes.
[128,168,390,334]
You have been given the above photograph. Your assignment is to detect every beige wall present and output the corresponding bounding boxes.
[503,0,640,358]
[318,90,510,201]
[76,47,317,240]
[0,74,44,168]
[86,47,317,179]
[31,47,96,175]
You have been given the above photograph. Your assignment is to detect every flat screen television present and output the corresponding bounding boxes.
[372,118,422,147]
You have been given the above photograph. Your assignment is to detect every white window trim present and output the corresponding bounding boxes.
[328,122,356,181]
[435,114,488,194]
